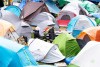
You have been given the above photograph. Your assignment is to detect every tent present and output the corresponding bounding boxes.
[18,0,27,10]
[36,20,55,36]
[28,38,65,63]
[1,10,32,40]
[0,19,15,37]
[71,41,100,67]
[67,15,97,37]
[56,2,88,27]
[0,37,38,66]
[30,12,59,30]
[80,1,99,14]
[4,5,21,17]
[53,33,80,57]
[20,2,50,21]
[52,0,87,8]
[0,19,20,42]
[45,1,60,14]
[77,26,100,48]
[0,46,23,67]
[89,13,100,25]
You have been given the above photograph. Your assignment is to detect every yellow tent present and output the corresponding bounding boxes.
[0,19,15,36]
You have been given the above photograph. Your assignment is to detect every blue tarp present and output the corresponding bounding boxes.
[5,5,21,17]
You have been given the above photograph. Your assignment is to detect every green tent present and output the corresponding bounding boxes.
[53,33,80,57]
[95,18,100,25]
[53,0,87,8]
[80,1,99,14]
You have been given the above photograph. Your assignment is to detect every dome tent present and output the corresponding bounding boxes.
[53,33,80,57]
[4,5,21,17]
[56,2,88,27]
[30,12,59,30]
[0,37,38,66]
[0,46,23,67]
[71,41,100,67]
[28,38,65,63]
[1,10,32,40]
[67,15,97,37]
[77,26,100,48]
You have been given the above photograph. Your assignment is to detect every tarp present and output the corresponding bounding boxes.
[53,33,80,57]
[71,41,100,67]
[0,37,38,66]
[67,15,97,37]
[4,5,21,17]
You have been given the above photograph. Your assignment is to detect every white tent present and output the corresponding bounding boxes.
[37,20,55,36]
[28,38,65,63]
[56,2,88,21]
[1,10,32,39]
[30,12,59,30]
[71,41,100,67]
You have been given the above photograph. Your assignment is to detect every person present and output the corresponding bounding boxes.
[0,0,4,8]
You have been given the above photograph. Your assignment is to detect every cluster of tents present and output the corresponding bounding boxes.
[0,0,100,67]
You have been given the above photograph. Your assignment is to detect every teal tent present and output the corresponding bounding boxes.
[53,0,87,8]
[79,1,99,14]
[53,33,80,57]
[0,37,38,66]
[5,5,21,17]
[0,46,23,67]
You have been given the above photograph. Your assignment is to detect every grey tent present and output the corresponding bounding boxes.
[20,2,50,21]
[1,10,32,39]
[37,20,55,36]
[30,12,59,30]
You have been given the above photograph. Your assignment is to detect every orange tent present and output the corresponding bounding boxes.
[0,19,15,36]
[77,26,100,41]
[77,26,100,48]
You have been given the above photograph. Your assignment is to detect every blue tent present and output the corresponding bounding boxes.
[45,1,60,14]
[90,0,100,2]
[90,13,100,18]
[4,5,21,17]
[19,0,27,10]
[0,37,38,66]
[0,46,23,67]
[67,15,97,37]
